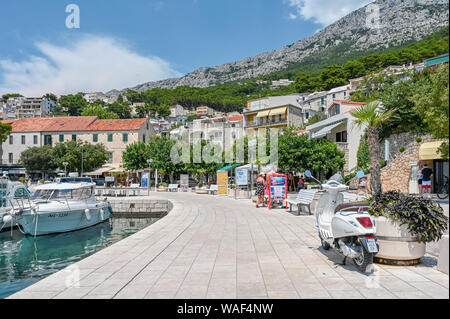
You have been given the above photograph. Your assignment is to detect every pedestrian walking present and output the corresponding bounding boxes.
[255,174,266,208]
[420,163,433,195]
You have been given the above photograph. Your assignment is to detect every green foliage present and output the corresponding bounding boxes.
[1,93,22,103]
[399,147,406,153]
[306,113,326,126]
[122,142,151,171]
[277,129,345,175]
[416,137,423,143]
[81,104,120,119]
[411,64,449,159]
[0,122,12,144]
[43,93,58,102]
[59,93,88,116]
[369,191,448,243]
[320,65,348,91]
[51,141,108,173]
[357,135,370,172]
[379,160,387,168]
[19,146,57,172]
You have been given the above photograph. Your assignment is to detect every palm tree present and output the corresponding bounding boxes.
[351,101,395,195]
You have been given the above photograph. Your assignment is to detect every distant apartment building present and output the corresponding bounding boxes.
[14,97,56,118]
[243,95,309,137]
[271,79,294,89]
[172,115,244,150]
[196,105,215,118]
[0,116,155,175]
[326,85,351,109]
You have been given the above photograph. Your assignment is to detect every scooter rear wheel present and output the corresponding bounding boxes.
[353,245,373,272]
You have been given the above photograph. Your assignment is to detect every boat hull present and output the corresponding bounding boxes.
[18,203,112,236]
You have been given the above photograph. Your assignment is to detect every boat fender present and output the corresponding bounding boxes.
[2,215,12,224]
[85,208,91,221]
[100,209,104,221]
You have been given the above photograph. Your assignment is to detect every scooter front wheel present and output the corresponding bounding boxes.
[353,245,373,272]
[319,232,330,250]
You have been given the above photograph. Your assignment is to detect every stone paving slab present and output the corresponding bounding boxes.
[8,192,449,299]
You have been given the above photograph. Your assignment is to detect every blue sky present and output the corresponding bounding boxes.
[0,0,371,96]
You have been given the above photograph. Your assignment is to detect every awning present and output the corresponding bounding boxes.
[218,164,239,171]
[419,141,446,160]
[256,110,270,118]
[311,121,344,139]
[84,166,113,176]
[269,107,287,116]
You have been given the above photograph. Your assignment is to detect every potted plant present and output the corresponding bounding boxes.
[157,182,168,192]
[369,191,448,264]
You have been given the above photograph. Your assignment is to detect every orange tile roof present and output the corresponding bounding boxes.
[1,116,147,133]
[86,118,148,131]
[228,115,244,122]
[333,100,366,105]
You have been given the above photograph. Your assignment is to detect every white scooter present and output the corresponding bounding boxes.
[305,170,378,272]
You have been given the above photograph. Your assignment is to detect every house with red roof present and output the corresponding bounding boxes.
[1,116,155,177]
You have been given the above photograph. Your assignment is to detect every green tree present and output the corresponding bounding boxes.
[81,104,119,119]
[0,122,12,144]
[59,93,88,116]
[19,146,57,173]
[294,72,317,93]
[107,101,132,119]
[122,142,151,171]
[51,141,108,173]
[43,93,58,102]
[412,64,449,159]
[351,102,395,194]
[320,65,348,91]
[343,60,366,79]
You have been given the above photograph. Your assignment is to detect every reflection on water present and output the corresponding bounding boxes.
[0,216,160,299]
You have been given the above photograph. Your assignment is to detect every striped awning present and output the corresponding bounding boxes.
[256,110,270,117]
[311,121,344,139]
[419,141,445,160]
[269,107,287,116]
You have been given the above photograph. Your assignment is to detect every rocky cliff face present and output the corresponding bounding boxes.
[108,0,449,96]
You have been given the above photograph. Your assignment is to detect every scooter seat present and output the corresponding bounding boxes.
[334,202,370,213]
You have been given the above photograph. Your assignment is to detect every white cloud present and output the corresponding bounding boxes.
[287,0,373,26]
[0,35,181,96]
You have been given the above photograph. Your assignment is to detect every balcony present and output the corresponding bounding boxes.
[244,118,288,128]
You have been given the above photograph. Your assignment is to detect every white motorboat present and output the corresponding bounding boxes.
[1,177,33,232]
[13,182,112,236]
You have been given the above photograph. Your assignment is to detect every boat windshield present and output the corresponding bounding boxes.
[32,187,94,201]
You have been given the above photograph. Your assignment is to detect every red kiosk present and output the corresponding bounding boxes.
[267,173,288,210]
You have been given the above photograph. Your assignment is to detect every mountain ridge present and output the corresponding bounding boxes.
[106,0,449,97]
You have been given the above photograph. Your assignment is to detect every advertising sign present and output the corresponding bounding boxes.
[235,168,248,186]
[268,174,287,209]
[217,171,228,195]
[141,173,149,187]
[105,176,115,183]
[180,174,189,187]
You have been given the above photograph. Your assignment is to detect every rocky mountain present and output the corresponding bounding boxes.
[107,0,449,97]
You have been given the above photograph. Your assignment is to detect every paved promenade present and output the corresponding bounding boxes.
[9,192,449,299]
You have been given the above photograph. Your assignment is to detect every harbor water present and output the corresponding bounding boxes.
[0,216,161,299]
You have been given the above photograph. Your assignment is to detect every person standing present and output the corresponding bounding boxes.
[420,163,433,195]
[298,175,305,190]
[255,174,266,208]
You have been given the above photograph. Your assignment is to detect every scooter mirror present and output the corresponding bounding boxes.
[356,171,365,179]
[304,170,312,178]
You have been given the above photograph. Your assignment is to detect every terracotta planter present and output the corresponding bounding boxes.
[374,216,425,264]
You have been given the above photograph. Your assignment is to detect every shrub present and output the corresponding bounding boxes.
[18,177,26,184]
[379,160,387,168]
[416,137,423,143]
[399,147,406,153]
[159,182,168,187]
[369,191,448,243]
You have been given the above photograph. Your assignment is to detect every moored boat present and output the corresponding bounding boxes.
[14,182,112,236]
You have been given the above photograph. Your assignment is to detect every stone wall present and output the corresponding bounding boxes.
[380,132,430,162]
[106,198,172,216]
[380,136,439,194]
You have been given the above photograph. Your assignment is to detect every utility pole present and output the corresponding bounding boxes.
[147,159,153,196]
[81,145,84,177]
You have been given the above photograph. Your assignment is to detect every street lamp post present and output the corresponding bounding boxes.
[81,145,84,177]
[63,162,68,177]
[147,159,153,196]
